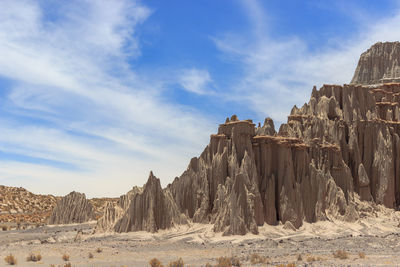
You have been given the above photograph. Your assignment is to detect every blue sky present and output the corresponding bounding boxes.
[1,0,400,197]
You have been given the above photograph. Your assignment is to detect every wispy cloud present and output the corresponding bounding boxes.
[178,68,213,95]
[0,0,214,197]
[213,0,400,124]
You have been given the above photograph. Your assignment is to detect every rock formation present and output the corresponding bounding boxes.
[0,185,59,224]
[97,172,186,233]
[98,42,400,235]
[49,191,95,224]
[352,41,400,85]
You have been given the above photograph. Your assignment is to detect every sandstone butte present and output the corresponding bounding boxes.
[51,41,400,235]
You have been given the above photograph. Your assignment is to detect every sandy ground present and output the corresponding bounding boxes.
[2,203,400,266]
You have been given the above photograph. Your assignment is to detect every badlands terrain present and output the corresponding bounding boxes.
[3,41,400,266]
[2,198,400,266]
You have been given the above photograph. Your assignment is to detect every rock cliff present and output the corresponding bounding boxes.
[98,42,400,235]
[351,42,400,85]
[49,191,95,224]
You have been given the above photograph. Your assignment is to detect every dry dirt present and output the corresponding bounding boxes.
[2,202,400,267]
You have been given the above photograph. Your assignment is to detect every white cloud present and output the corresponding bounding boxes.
[213,1,400,124]
[0,0,214,197]
[178,68,213,95]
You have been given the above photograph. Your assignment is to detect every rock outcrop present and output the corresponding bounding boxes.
[352,42,400,85]
[49,191,95,224]
[0,185,59,224]
[97,172,186,233]
[98,42,400,235]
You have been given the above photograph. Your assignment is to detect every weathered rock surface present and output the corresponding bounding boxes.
[98,42,400,235]
[0,185,59,224]
[97,172,186,233]
[352,42,400,85]
[49,191,95,224]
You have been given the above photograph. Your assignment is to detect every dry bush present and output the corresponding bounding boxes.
[358,252,366,259]
[167,258,184,267]
[1,225,7,231]
[296,254,302,261]
[62,254,70,261]
[250,253,267,264]
[306,256,316,262]
[96,247,102,253]
[149,258,164,267]
[230,257,241,267]
[4,254,17,265]
[88,252,94,259]
[26,253,42,262]
[333,250,349,260]
[216,257,232,267]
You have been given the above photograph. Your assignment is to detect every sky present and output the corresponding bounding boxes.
[1,0,400,197]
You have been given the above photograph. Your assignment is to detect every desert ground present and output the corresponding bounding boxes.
[2,201,400,267]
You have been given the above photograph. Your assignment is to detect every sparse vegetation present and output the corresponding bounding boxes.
[26,253,42,262]
[4,254,17,265]
[214,256,241,267]
[250,253,267,264]
[88,252,94,259]
[96,247,102,253]
[167,258,184,267]
[333,250,349,260]
[306,256,316,262]
[358,252,366,259]
[62,254,70,261]
[149,258,164,267]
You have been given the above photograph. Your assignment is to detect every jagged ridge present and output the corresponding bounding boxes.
[97,42,400,235]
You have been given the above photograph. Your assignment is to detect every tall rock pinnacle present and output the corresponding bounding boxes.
[351,41,400,85]
[96,42,400,235]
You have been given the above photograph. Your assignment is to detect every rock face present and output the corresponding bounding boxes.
[97,172,185,233]
[352,42,400,85]
[49,191,95,224]
[98,42,400,235]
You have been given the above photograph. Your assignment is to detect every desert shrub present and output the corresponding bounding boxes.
[1,225,7,231]
[62,254,70,261]
[88,252,94,259]
[26,253,42,262]
[96,247,102,253]
[296,254,302,261]
[230,257,241,267]
[216,257,232,267]
[167,258,184,267]
[149,258,164,267]
[358,252,366,259]
[250,253,267,264]
[306,256,316,262]
[333,250,349,260]
[4,254,17,265]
